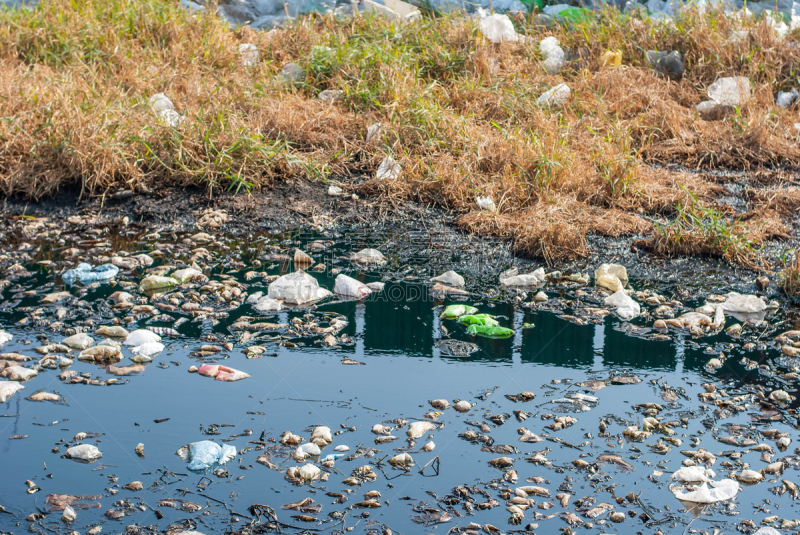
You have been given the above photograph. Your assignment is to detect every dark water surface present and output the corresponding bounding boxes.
[0,224,797,535]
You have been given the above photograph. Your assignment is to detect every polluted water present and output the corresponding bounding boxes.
[0,210,799,535]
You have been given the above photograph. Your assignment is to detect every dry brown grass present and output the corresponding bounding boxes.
[0,0,798,265]
[783,249,800,297]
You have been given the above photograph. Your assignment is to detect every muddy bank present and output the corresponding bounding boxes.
[2,178,797,304]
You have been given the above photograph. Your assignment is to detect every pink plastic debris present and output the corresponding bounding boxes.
[197,364,250,381]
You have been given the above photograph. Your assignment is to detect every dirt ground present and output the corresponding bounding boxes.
[3,175,796,303]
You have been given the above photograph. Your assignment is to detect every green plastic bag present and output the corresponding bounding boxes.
[458,314,499,327]
[557,7,593,24]
[467,324,514,338]
[440,304,478,319]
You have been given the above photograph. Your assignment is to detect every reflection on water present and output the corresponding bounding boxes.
[0,225,794,534]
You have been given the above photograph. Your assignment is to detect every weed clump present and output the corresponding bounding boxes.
[782,249,800,298]
[645,190,761,268]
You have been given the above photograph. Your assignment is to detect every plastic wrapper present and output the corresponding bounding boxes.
[268,271,332,305]
[62,263,119,285]
[672,478,738,503]
[334,274,372,298]
[124,329,162,347]
[0,381,24,402]
[479,13,518,43]
[500,267,546,287]
[604,290,640,320]
[179,441,237,470]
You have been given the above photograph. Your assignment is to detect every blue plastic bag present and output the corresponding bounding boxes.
[183,441,237,470]
[62,263,120,285]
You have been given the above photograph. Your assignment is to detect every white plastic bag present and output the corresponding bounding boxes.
[479,14,518,43]
[254,296,283,311]
[172,268,203,283]
[777,89,799,108]
[408,421,436,439]
[350,249,386,264]
[431,271,465,287]
[476,196,496,212]
[604,290,640,320]
[66,444,103,462]
[239,43,259,66]
[312,426,332,444]
[62,263,119,285]
[62,333,94,350]
[537,83,570,106]
[366,123,382,144]
[139,275,178,292]
[298,463,321,480]
[124,329,162,346]
[0,381,24,402]
[697,292,765,315]
[3,366,38,382]
[181,441,237,470]
[149,93,181,127]
[268,272,332,305]
[708,76,750,107]
[539,36,566,73]
[334,274,372,298]
[376,156,401,180]
[718,292,766,313]
[594,263,628,292]
[130,342,165,357]
[672,478,738,503]
[671,466,717,483]
[500,267,546,287]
